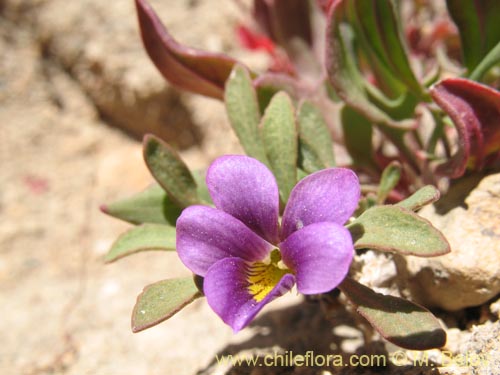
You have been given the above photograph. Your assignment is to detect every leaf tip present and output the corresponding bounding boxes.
[131,286,150,333]
[103,251,118,264]
[142,133,156,145]
[142,133,160,161]
[131,322,143,334]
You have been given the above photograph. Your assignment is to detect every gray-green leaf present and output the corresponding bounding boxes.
[297,101,335,173]
[347,205,450,257]
[101,184,182,225]
[377,161,401,204]
[192,170,213,205]
[396,185,441,211]
[339,278,446,350]
[341,106,378,171]
[260,92,298,204]
[132,277,202,333]
[105,224,176,263]
[143,134,199,208]
[225,64,269,165]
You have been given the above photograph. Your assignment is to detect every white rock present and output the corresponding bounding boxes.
[397,173,500,311]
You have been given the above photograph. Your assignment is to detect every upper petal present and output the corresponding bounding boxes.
[206,155,280,244]
[176,205,273,276]
[204,257,295,332]
[280,222,354,294]
[281,168,360,239]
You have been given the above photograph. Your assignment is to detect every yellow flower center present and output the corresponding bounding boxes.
[246,250,291,302]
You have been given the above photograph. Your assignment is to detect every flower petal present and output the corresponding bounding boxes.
[204,257,295,332]
[281,168,360,239]
[176,205,273,276]
[206,155,280,244]
[280,222,354,294]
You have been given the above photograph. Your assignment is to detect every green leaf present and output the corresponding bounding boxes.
[192,170,213,205]
[347,205,450,257]
[325,1,415,130]
[260,92,298,204]
[254,73,302,112]
[365,87,419,121]
[297,101,335,173]
[224,64,269,165]
[132,277,202,333]
[349,0,425,99]
[469,41,500,82]
[396,185,440,211]
[143,134,199,208]
[296,168,309,181]
[101,184,182,226]
[105,224,176,263]
[341,106,377,171]
[339,278,446,350]
[446,0,500,73]
[377,161,401,204]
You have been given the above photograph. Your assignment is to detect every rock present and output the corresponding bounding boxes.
[465,321,500,375]
[351,250,400,296]
[490,297,500,319]
[396,173,500,311]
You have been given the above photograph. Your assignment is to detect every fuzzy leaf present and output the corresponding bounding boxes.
[430,78,500,178]
[446,0,500,73]
[325,0,415,130]
[260,92,298,203]
[135,0,237,99]
[348,205,450,257]
[143,134,199,208]
[297,101,335,173]
[339,278,446,350]
[396,185,441,211]
[101,184,182,225]
[341,106,377,170]
[225,65,269,165]
[105,224,176,263]
[132,277,202,333]
[377,161,401,204]
[254,73,303,111]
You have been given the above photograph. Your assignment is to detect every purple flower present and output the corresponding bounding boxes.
[176,155,360,332]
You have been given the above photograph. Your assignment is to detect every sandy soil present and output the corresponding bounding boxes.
[1,1,499,375]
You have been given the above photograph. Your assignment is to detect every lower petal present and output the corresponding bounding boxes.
[176,205,273,276]
[204,257,295,332]
[280,222,354,294]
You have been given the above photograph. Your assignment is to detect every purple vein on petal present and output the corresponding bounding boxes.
[280,222,354,294]
[281,168,360,239]
[206,155,280,244]
[176,205,273,276]
[204,257,295,332]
